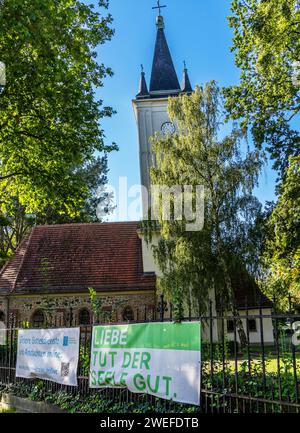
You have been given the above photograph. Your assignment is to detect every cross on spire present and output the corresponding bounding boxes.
[152,0,166,16]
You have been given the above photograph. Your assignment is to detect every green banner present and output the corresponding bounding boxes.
[92,322,200,351]
[90,322,201,406]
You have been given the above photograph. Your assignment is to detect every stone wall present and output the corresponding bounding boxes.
[0,291,156,327]
[1,393,65,413]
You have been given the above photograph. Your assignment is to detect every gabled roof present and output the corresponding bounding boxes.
[0,223,156,295]
[231,269,273,309]
[215,271,273,310]
[149,16,181,96]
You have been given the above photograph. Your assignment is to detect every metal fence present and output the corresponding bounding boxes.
[1,300,300,414]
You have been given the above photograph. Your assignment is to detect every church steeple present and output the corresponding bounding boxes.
[133,2,194,211]
[149,9,181,96]
[136,65,150,99]
[182,61,193,93]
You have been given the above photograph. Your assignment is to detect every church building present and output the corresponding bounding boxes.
[0,10,274,344]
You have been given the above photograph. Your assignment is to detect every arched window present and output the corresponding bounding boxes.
[32,310,45,328]
[122,306,134,322]
[0,311,5,323]
[79,309,91,325]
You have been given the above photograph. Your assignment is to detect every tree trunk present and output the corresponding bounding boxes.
[232,306,248,348]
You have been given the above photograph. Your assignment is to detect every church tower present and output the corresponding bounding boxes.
[132,6,192,213]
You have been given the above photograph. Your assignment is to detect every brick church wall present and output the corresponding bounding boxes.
[0,291,156,327]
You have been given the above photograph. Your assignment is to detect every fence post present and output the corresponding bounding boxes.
[259,296,266,394]
[245,297,251,377]
[199,309,202,412]
[288,294,299,404]
[233,299,239,410]
[8,320,13,384]
[209,301,214,391]
[272,295,282,402]
[220,300,226,412]
[69,308,73,327]
[160,294,165,322]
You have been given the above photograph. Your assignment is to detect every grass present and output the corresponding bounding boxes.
[202,351,300,405]
[203,342,300,375]
[225,357,300,374]
[203,350,300,373]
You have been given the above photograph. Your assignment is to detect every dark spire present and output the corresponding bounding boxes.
[136,65,150,99]
[182,61,193,93]
[149,15,181,96]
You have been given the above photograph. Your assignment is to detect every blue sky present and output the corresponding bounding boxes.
[95,0,277,219]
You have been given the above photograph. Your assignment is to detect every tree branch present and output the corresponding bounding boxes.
[0,172,23,181]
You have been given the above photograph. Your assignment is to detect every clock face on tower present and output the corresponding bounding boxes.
[161,121,176,136]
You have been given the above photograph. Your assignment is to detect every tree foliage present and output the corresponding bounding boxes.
[224,0,300,177]
[0,0,117,263]
[0,155,110,267]
[144,82,263,322]
[0,0,116,217]
[262,156,300,307]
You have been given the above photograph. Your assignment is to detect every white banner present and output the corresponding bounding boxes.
[16,328,80,386]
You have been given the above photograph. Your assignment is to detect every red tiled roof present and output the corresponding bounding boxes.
[0,223,156,295]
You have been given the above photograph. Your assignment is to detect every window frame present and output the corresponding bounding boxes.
[227,319,235,333]
[122,306,134,323]
[79,308,91,326]
[248,318,257,333]
[31,310,46,329]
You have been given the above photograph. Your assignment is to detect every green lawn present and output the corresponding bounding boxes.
[203,347,300,375]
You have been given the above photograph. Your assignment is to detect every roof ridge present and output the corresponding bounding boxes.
[10,227,35,293]
[33,221,140,229]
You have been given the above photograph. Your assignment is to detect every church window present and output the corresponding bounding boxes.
[79,309,91,325]
[227,320,235,333]
[32,310,45,328]
[0,311,4,323]
[122,306,134,322]
[249,319,257,332]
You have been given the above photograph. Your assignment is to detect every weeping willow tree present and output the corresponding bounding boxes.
[143,82,263,345]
